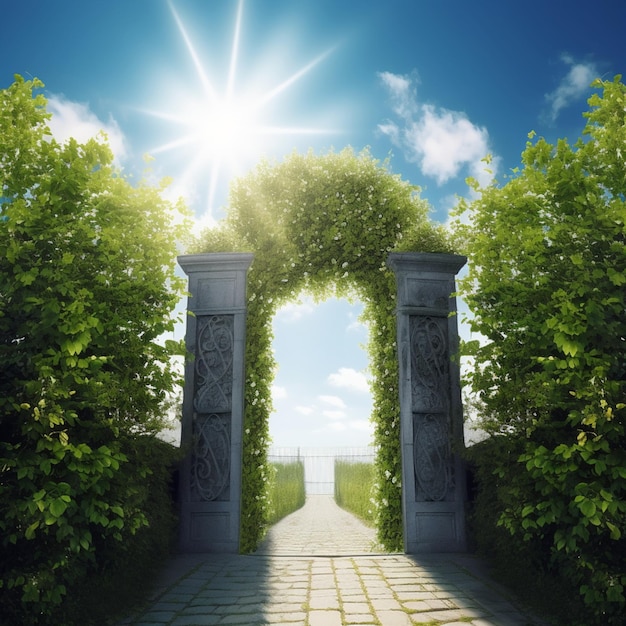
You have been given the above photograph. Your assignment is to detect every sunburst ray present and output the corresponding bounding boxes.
[143,1,341,220]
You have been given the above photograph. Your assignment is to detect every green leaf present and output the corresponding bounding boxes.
[17,466,32,480]
[607,522,621,540]
[578,499,597,519]
[607,267,626,285]
[25,521,40,540]
[521,504,534,517]
[49,498,68,518]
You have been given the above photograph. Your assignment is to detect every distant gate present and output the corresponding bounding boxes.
[268,446,376,495]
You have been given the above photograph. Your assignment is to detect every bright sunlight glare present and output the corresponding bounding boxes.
[140,0,341,221]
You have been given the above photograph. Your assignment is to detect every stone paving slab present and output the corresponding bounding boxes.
[117,496,548,626]
[255,493,381,556]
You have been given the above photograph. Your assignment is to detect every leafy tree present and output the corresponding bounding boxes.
[0,76,188,623]
[193,147,453,551]
[456,76,626,623]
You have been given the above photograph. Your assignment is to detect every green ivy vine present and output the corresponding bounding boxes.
[192,148,453,552]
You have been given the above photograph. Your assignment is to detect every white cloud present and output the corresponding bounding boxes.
[378,70,418,118]
[295,405,314,416]
[346,311,368,334]
[546,55,598,121]
[348,419,373,433]
[408,105,491,185]
[327,367,370,393]
[274,296,316,322]
[377,72,497,186]
[322,409,347,420]
[309,415,374,440]
[317,418,372,436]
[47,95,127,163]
[377,121,400,144]
[272,385,287,401]
[319,395,347,409]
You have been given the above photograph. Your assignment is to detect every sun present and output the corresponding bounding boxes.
[195,102,256,154]
[140,0,340,221]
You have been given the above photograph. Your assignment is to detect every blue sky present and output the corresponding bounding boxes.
[4,0,626,447]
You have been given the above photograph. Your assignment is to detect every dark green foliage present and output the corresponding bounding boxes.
[267,461,305,526]
[334,461,376,526]
[466,438,587,625]
[56,438,181,625]
[457,76,626,624]
[192,148,454,552]
[0,436,180,626]
[0,76,188,624]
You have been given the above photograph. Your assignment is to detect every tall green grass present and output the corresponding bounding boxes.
[334,460,375,526]
[267,461,305,525]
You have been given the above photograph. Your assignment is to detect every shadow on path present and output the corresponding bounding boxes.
[117,496,549,625]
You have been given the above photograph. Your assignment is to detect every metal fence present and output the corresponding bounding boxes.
[267,446,376,495]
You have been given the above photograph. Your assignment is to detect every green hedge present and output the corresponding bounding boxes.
[334,460,375,526]
[456,77,626,626]
[0,435,180,626]
[466,437,606,626]
[267,461,305,526]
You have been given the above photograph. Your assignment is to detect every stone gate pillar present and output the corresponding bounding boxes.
[387,252,467,553]
[177,253,253,552]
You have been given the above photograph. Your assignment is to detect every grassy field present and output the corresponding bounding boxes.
[334,460,375,526]
[267,461,306,526]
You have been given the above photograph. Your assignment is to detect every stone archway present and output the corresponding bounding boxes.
[177,250,467,554]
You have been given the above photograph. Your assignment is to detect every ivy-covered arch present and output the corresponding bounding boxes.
[193,148,454,552]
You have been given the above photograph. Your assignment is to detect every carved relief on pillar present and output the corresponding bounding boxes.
[410,315,454,502]
[191,413,231,502]
[413,413,454,501]
[191,314,234,503]
[194,315,234,413]
[410,316,448,412]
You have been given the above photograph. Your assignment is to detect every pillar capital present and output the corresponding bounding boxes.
[387,252,466,316]
[178,252,254,276]
[178,253,254,316]
[387,252,466,277]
